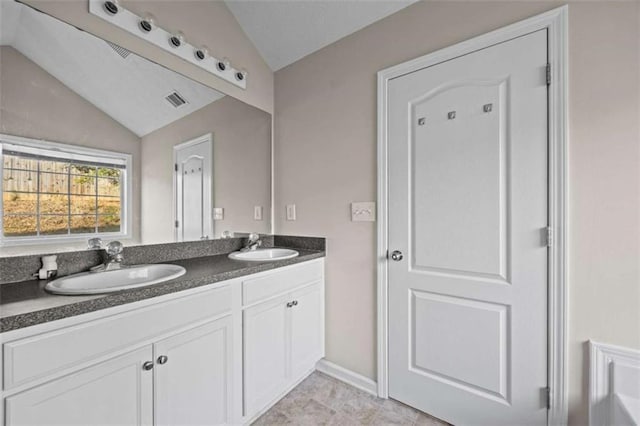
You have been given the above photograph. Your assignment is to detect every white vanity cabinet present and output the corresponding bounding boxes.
[289,283,324,379]
[243,294,290,416]
[154,317,233,426]
[5,346,154,425]
[5,316,233,426]
[2,284,234,426]
[1,258,325,426]
[242,260,325,419]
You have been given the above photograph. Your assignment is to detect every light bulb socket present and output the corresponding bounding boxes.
[169,31,185,48]
[194,46,209,61]
[139,13,156,33]
[217,58,230,72]
[103,0,120,15]
[235,69,248,81]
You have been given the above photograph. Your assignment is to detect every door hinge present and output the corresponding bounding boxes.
[545,226,553,248]
[175,220,179,228]
[546,63,551,86]
[174,163,178,172]
[545,386,552,409]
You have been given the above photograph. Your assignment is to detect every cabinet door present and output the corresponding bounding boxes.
[5,346,153,426]
[243,295,289,416]
[290,282,324,379]
[154,316,233,426]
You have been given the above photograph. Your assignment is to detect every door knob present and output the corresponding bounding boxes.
[390,250,403,261]
[157,355,168,365]
[142,361,154,371]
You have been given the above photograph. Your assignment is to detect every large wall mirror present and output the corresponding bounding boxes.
[0,0,272,255]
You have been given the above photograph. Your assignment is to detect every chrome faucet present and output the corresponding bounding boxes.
[241,233,262,252]
[91,241,125,272]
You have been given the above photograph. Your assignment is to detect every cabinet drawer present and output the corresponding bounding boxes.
[242,260,323,306]
[3,285,231,390]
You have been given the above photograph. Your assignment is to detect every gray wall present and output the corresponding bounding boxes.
[141,96,271,243]
[0,46,142,254]
[273,2,640,424]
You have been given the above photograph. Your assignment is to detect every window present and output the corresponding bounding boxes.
[1,134,131,245]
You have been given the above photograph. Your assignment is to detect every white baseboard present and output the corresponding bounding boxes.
[589,340,640,426]
[316,359,378,397]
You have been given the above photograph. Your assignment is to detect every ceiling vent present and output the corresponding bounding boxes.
[165,91,188,108]
[106,41,131,59]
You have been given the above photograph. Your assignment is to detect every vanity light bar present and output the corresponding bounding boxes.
[88,0,247,89]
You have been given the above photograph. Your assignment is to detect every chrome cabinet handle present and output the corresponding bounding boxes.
[390,250,403,261]
[142,361,154,371]
[157,355,168,365]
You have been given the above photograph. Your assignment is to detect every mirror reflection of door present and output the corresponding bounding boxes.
[174,134,212,242]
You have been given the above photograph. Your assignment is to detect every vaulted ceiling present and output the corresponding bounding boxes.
[0,0,419,135]
[225,0,419,71]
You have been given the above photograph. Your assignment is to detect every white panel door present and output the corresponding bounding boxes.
[388,30,548,425]
[290,282,324,379]
[243,294,289,417]
[154,317,233,426]
[175,134,212,242]
[5,347,153,426]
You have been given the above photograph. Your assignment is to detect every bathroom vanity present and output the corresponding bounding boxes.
[0,245,325,425]
[0,0,325,423]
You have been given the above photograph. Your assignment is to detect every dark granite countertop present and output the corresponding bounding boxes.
[0,249,324,333]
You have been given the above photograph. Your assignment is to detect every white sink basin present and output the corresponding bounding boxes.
[228,248,299,262]
[45,264,186,295]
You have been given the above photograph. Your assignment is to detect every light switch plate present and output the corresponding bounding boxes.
[254,206,263,221]
[213,207,224,220]
[351,202,376,222]
[286,204,296,221]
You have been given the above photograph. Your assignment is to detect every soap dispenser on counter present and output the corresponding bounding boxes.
[37,255,58,280]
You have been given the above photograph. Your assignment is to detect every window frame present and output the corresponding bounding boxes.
[0,133,132,246]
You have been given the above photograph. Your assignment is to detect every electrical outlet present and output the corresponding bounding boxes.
[351,202,376,222]
[254,206,263,221]
[286,204,296,221]
[213,207,224,220]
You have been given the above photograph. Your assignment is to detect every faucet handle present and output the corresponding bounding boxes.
[88,238,103,250]
[106,241,124,256]
[247,233,260,243]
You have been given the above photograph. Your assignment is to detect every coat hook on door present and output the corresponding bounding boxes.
[418,117,426,126]
[483,103,493,113]
[447,111,456,120]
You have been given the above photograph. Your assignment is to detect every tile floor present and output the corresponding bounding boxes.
[252,371,450,425]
